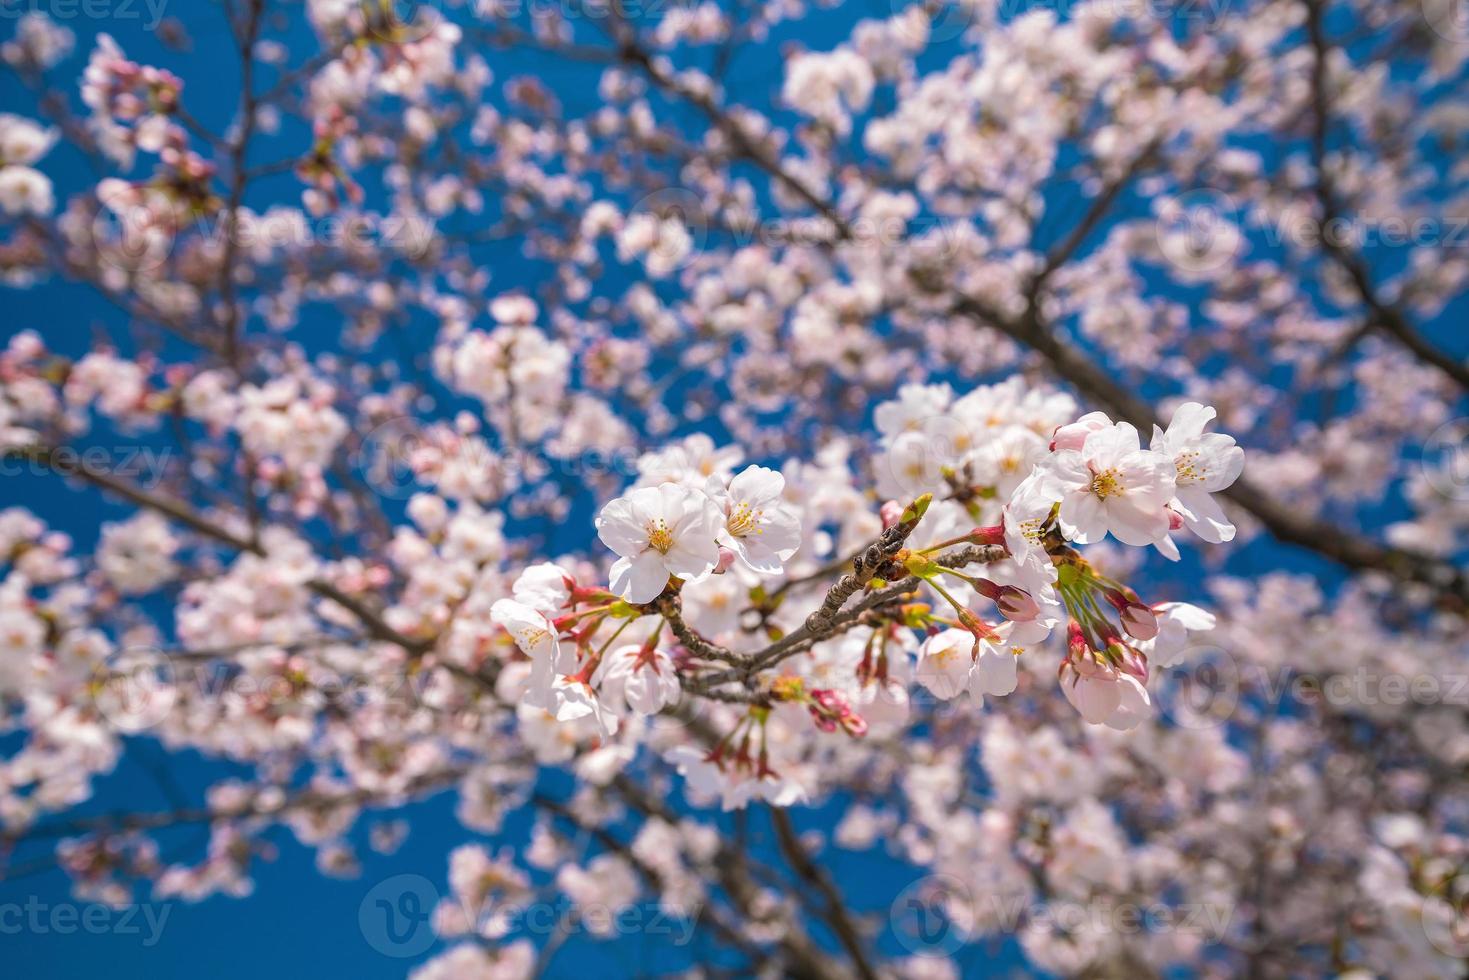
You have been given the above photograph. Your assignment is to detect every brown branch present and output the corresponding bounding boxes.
[217,0,266,370]
[17,445,432,653]
[1303,0,1469,394]
[2,765,469,846]
[769,808,880,980]
[949,297,1469,608]
[610,775,850,980]
[658,591,745,666]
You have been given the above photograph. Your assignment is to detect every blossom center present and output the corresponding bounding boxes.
[1016,517,1044,544]
[1175,449,1204,486]
[646,519,675,554]
[727,502,763,538]
[1089,467,1124,500]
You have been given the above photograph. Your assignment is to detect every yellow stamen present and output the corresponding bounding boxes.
[647,519,675,554]
[1089,467,1123,499]
[1175,450,1204,486]
[727,502,763,538]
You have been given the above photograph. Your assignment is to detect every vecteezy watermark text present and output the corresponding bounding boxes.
[1,445,173,489]
[0,897,171,946]
[358,873,701,958]
[0,0,169,31]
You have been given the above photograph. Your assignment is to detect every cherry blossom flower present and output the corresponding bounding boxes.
[510,562,573,613]
[1041,422,1177,547]
[595,483,723,603]
[1150,402,1246,552]
[1050,411,1113,451]
[635,434,743,488]
[490,598,577,687]
[706,465,803,574]
[968,636,1020,701]
[592,643,681,715]
[522,676,620,740]
[0,114,55,167]
[1059,656,1125,725]
[0,166,53,216]
[915,628,974,701]
[2,3,1457,973]
[1138,602,1217,669]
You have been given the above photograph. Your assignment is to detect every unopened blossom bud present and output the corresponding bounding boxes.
[808,689,867,738]
[713,546,737,574]
[1116,644,1149,682]
[1103,588,1158,640]
[1067,620,1089,660]
[997,587,1040,622]
[880,500,904,528]
[811,688,842,711]
[957,608,997,641]
[1050,411,1112,451]
[1119,602,1158,640]
[970,525,1006,547]
[974,578,1040,622]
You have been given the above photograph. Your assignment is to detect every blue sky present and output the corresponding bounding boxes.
[2,0,1453,975]
[0,4,1027,977]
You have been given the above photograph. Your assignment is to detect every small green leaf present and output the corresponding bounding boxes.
[903,555,943,579]
[900,492,933,525]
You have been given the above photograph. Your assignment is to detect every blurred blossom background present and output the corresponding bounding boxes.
[1,0,1467,977]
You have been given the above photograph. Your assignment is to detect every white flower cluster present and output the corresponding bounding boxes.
[596,464,802,604]
[433,297,572,443]
[897,395,1242,731]
[1005,402,1245,558]
[0,113,55,216]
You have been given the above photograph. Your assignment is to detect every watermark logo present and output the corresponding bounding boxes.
[90,646,178,733]
[356,417,429,500]
[0,897,171,946]
[359,873,440,957]
[1422,873,1469,959]
[1422,0,1469,42]
[91,203,175,275]
[1,445,173,488]
[1154,189,1242,276]
[358,0,449,45]
[888,0,975,45]
[625,186,708,276]
[0,0,169,31]
[1151,643,1240,729]
[1423,418,1469,501]
[891,873,974,956]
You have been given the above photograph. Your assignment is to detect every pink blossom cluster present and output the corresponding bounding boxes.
[0,2,1466,977]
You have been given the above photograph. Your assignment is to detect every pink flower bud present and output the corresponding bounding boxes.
[971,525,1007,547]
[1067,620,1089,659]
[808,688,866,737]
[1120,602,1159,640]
[1116,645,1150,682]
[880,500,904,528]
[1051,417,1103,451]
[714,546,737,574]
[995,585,1040,622]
